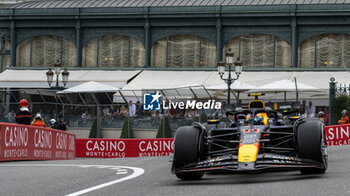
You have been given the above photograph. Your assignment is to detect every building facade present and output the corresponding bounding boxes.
[0,0,350,71]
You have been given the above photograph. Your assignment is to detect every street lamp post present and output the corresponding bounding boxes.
[217,48,243,105]
[46,60,70,90]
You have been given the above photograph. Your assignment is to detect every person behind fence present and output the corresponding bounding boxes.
[5,110,16,123]
[31,113,46,127]
[211,104,226,119]
[15,99,32,125]
[299,100,307,117]
[120,105,128,117]
[306,101,316,118]
[81,110,92,122]
[338,109,350,125]
[317,111,325,123]
[128,100,136,117]
[135,101,144,117]
[49,119,56,128]
[54,115,67,131]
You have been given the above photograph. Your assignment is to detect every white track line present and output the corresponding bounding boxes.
[0,164,144,196]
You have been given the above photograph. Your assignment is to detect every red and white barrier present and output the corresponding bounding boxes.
[325,124,350,146]
[73,124,349,159]
[76,138,174,158]
[0,123,75,161]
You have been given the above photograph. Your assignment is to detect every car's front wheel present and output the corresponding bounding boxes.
[172,126,204,180]
[296,118,328,174]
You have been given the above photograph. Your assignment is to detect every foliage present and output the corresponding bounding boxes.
[120,117,134,138]
[156,117,172,138]
[89,118,99,138]
[199,113,208,124]
[333,96,350,124]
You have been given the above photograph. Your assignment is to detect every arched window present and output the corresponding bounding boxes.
[224,34,291,68]
[82,35,144,67]
[16,35,76,67]
[0,38,10,70]
[152,34,216,67]
[299,33,350,68]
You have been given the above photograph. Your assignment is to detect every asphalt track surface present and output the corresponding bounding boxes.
[0,146,349,196]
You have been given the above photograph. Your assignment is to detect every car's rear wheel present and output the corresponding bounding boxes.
[172,126,204,180]
[296,118,328,174]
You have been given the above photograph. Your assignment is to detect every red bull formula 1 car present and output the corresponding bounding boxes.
[171,98,328,180]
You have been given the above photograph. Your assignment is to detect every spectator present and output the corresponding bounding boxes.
[5,110,16,123]
[54,115,67,131]
[15,99,32,125]
[81,110,92,122]
[317,111,325,123]
[306,101,316,118]
[299,100,307,117]
[212,104,226,119]
[120,105,128,117]
[135,101,144,117]
[128,101,136,117]
[49,119,56,128]
[110,106,119,117]
[338,109,350,125]
[184,108,197,118]
[102,107,110,117]
[31,113,46,127]
[169,107,177,118]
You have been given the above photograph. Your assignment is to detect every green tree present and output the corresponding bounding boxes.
[156,117,172,138]
[333,96,350,125]
[120,117,134,138]
[199,113,208,123]
[89,118,99,138]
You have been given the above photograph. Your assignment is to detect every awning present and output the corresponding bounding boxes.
[206,81,257,91]
[114,70,348,103]
[121,71,212,90]
[58,81,119,93]
[0,69,141,89]
[255,79,319,92]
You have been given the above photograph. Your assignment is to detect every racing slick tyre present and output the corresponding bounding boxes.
[172,126,204,180]
[296,118,328,174]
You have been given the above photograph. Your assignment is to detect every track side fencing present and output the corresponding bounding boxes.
[0,123,75,161]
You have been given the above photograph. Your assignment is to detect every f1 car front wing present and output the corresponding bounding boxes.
[172,153,324,174]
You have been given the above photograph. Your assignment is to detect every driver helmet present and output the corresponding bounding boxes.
[341,109,347,115]
[246,114,253,121]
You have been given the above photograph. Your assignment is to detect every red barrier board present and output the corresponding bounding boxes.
[325,124,350,146]
[0,123,75,161]
[76,138,174,158]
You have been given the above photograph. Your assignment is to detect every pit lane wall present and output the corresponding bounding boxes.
[76,138,174,158]
[0,123,75,161]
